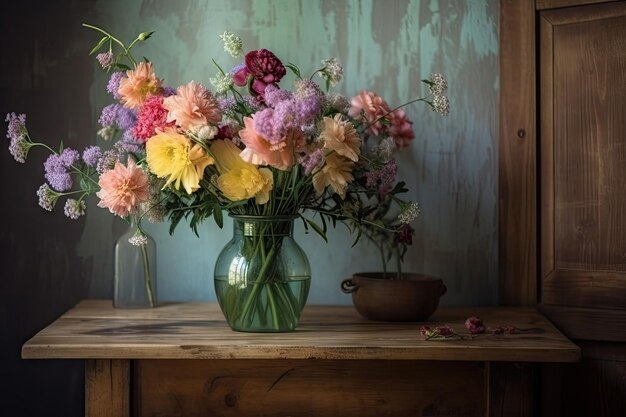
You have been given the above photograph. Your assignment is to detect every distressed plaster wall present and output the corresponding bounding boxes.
[0,1,498,415]
[84,0,499,306]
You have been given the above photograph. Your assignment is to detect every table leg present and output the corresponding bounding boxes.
[85,359,130,417]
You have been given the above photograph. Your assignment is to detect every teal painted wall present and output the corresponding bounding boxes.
[79,0,499,306]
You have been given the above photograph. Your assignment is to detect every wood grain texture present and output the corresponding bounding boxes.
[539,304,626,342]
[537,0,620,12]
[539,1,626,335]
[85,359,129,417]
[22,300,580,362]
[488,362,536,417]
[542,269,626,309]
[135,359,486,417]
[499,0,537,306]
[542,342,626,417]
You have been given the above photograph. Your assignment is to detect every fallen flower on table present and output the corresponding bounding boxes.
[464,316,486,334]
[420,325,462,340]
[421,317,521,340]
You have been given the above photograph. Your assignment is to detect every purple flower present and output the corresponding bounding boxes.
[253,108,277,141]
[5,112,27,141]
[264,84,293,107]
[218,97,237,113]
[295,96,321,127]
[43,149,79,192]
[162,86,176,97]
[299,148,324,175]
[96,52,114,69]
[116,107,137,130]
[59,148,80,167]
[99,104,121,127]
[96,148,121,174]
[116,130,144,154]
[82,146,102,167]
[365,159,397,198]
[106,72,126,100]
[6,113,30,163]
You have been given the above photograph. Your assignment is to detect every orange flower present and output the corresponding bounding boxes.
[118,62,162,109]
[163,81,222,131]
[96,157,150,217]
[312,152,355,198]
[238,116,301,170]
[318,114,361,162]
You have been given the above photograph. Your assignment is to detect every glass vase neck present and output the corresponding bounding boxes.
[230,215,297,237]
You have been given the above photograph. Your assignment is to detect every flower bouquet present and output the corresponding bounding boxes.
[5,25,447,331]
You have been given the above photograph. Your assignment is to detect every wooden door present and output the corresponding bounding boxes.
[500,1,626,416]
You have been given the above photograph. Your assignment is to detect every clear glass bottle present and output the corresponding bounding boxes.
[113,217,157,308]
[214,215,311,332]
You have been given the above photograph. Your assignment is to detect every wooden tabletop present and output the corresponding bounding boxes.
[22,300,580,362]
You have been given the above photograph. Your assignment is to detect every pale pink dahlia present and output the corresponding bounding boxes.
[164,81,222,131]
[96,158,150,217]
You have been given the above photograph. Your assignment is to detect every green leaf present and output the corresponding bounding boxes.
[168,211,184,235]
[111,62,132,71]
[213,204,223,228]
[89,36,109,55]
[305,218,327,242]
[351,228,362,248]
[285,63,302,79]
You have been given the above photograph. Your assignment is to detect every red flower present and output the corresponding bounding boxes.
[435,325,455,337]
[464,316,486,334]
[133,95,173,142]
[234,49,286,97]
[394,224,414,245]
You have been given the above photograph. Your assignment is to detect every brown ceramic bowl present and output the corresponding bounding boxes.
[341,272,447,322]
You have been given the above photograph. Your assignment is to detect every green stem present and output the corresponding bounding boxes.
[140,243,155,307]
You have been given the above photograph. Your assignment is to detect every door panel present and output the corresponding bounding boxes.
[540,3,626,329]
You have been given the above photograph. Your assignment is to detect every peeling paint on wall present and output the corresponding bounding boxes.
[81,0,498,306]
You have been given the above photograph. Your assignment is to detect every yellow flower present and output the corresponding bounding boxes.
[318,114,361,162]
[312,152,355,198]
[210,139,273,204]
[146,129,214,194]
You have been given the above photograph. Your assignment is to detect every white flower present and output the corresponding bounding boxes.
[220,31,243,58]
[398,202,420,224]
[97,126,116,141]
[129,230,148,246]
[319,58,343,87]
[210,72,234,95]
[428,73,448,96]
[432,94,450,116]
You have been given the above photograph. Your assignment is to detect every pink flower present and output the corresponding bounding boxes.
[133,95,172,142]
[348,90,391,136]
[234,49,286,96]
[435,325,455,337]
[163,81,222,130]
[238,116,302,170]
[465,316,486,334]
[96,158,150,217]
[389,109,415,149]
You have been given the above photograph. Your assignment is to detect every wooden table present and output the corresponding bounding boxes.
[22,300,580,417]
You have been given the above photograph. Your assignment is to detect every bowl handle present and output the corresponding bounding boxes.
[341,278,358,293]
[441,284,448,296]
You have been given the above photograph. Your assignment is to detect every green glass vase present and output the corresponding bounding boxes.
[214,215,311,332]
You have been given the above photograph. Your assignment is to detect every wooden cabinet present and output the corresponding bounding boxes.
[500,1,626,415]
[22,301,578,417]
